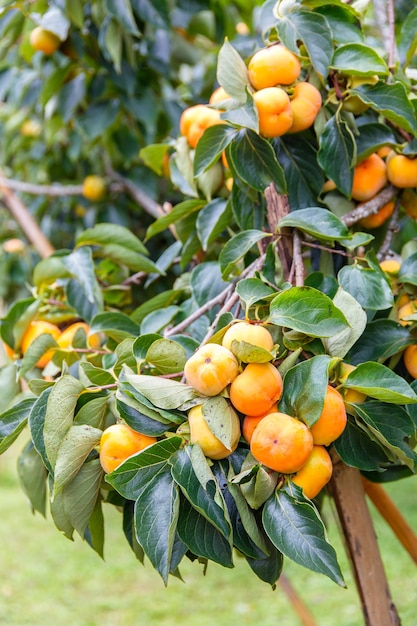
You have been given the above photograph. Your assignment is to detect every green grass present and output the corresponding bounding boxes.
[1,440,416,626]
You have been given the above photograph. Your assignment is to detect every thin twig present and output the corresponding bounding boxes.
[105,163,165,220]
[377,198,401,261]
[292,230,305,286]
[0,176,83,196]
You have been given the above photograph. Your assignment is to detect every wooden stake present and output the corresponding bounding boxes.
[330,455,401,626]
[279,574,318,626]
[0,175,54,258]
[362,477,417,565]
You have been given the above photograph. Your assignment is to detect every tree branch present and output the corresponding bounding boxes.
[0,176,83,196]
[341,185,397,227]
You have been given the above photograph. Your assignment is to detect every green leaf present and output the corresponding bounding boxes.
[331,44,389,77]
[0,397,35,454]
[355,123,398,160]
[398,7,417,67]
[398,251,417,286]
[74,396,109,430]
[280,355,334,426]
[96,243,162,275]
[146,338,187,375]
[245,537,284,587]
[121,368,196,410]
[190,261,230,308]
[340,362,417,404]
[202,397,239,451]
[353,82,417,136]
[219,230,269,280]
[39,6,70,39]
[355,401,417,470]
[0,363,20,413]
[62,247,104,319]
[53,424,103,497]
[106,437,183,500]
[76,223,148,255]
[277,207,349,241]
[145,199,205,240]
[90,311,140,342]
[216,38,250,102]
[228,129,286,193]
[116,394,173,437]
[263,484,345,586]
[269,287,349,338]
[194,125,237,177]
[29,387,53,475]
[131,290,183,324]
[85,494,105,558]
[0,297,38,350]
[233,455,279,510]
[277,10,333,78]
[60,458,103,537]
[169,445,232,540]
[196,198,231,252]
[334,419,391,472]
[134,467,180,585]
[119,382,184,425]
[279,136,325,209]
[314,4,363,44]
[17,441,48,516]
[104,0,140,36]
[317,115,356,197]
[176,496,234,568]
[337,265,393,311]
[19,333,59,377]
[78,362,116,387]
[43,375,85,470]
[346,319,413,365]
[323,288,367,358]
[235,278,276,309]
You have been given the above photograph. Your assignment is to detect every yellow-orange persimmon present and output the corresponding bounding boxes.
[21,320,61,368]
[184,343,239,396]
[222,320,274,353]
[179,104,223,148]
[99,423,157,473]
[397,300,417,326]
[309,385,347,446]
[29,26,60,55]
[209,86,231,105]
[242,403,278,444]
[188,404,240,460]
[248,44,301,90]
[253,87,293,138]
[358,199,395,229]
[338,363,367,405]
[403,344,417,379]
[351,153,387,202]
[250,412,313,474]
[229,362,283,416]
[387,154,417,189]
[287,82,322,134]
[82,175,106,202]
[292,445,333,499]
[57,321,102,350]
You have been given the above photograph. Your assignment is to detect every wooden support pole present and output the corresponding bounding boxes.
[330,456,401,626]
[0,176,55,258]
[279,574,318,626]
[362,477,417,565]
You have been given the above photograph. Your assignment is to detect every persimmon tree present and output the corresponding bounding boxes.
[1,0,417,619]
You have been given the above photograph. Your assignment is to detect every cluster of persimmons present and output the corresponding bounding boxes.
[99,321,348,502]
[180,43,322,148]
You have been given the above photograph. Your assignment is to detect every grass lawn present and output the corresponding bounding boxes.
[1,438,416,626]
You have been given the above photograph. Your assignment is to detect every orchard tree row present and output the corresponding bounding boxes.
[1,0,417,595]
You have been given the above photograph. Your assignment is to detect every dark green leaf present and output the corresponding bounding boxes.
[278,136,325,209]
[146,199,205,240]
[134,467,180,584]
[263,484,345,586]
[176,496,234,568]
[331,44,389,77]
[317,115,356,197]
[398,7,417,67]
[228,129,286,193]
[29,387,53,475]
[170,446,232,539]
[355,123,398,160]
[346,319,413,365]
[353,83,417,136]
[278,10,333,78]
[342,362,417,404]
[194,125,237,177]
[17,441,48,516]
[280,355,334,426]
[90,311,140,342]
[398,251,417,286]
[334,419,391,471]
[196,198,231,251]
[0,397,34,453]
